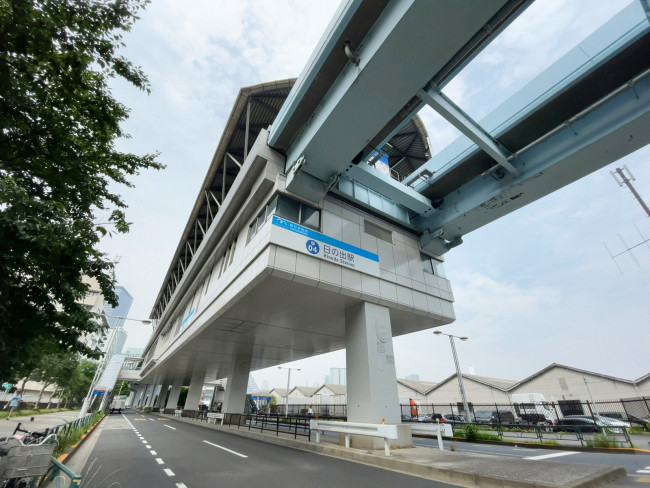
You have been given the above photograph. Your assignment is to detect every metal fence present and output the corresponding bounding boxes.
[401,397,650,427]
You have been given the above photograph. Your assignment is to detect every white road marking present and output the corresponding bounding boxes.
[164,425,176,430]
[142,440,147,444]
[176,484,187,488]
[145,445,151,449]
[150,451,157,455]
[155,458,164,464]
[203,440,248,458]
[164,469,175,476]
[524,451,580,460]
[637,470,650,474]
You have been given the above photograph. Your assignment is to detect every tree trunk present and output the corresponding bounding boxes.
[46,387,59,410]
[36,381,51,408]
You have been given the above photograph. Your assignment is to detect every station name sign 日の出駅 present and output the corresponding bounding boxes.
[270,216,380,277]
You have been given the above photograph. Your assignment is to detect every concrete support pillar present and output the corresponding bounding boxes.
[140,385,150,406]
[166,382,183,410]
[145,375,162,408]
[345,301,411,449]
[184,367,206,410]
[155,384,169,410]
[222,349,252,413]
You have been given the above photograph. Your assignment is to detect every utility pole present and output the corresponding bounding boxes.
[611,166,650,219]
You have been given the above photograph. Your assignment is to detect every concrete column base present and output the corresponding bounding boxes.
[339,424,412,450]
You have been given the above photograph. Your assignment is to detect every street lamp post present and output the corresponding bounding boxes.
[278,366,300,416]
[78,314,152,418]
[434,330,471,421]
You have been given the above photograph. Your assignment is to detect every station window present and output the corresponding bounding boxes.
[421,253,446,277]
[218,239,237,278]
[247,194,320,243]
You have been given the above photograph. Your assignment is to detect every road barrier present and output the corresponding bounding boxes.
[310,420,398,456]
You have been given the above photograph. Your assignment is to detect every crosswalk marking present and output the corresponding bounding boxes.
[524,451,580,460]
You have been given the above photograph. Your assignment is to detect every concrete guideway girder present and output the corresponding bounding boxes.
[277,0,530,206]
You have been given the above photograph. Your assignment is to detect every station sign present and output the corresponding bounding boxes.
[270,216,380,277]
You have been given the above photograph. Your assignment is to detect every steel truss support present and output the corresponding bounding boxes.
[417,88,519,176]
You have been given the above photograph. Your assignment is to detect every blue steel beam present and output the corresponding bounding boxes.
[418,68,650,255]
[410,0,650,254]
[271,0,532,205]
[416,88,520,177]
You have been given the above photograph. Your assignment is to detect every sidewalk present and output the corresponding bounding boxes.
[160,414,630,488]
[0,410,81,439]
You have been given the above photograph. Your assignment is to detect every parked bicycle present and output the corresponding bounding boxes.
[0,426,57,488]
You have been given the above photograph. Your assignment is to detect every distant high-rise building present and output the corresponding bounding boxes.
[327,368,346,385]
[405,374,420,381]
[104,285,134,328]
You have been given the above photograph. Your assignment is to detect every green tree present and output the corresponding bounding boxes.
[58,358,96,407]
[0,0,163,381]
[112,380,129,397]
[29,351,77,405]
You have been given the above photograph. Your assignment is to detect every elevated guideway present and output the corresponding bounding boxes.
[138,0,650,433]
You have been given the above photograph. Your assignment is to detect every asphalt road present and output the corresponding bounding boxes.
[413,436,650,480]
[80,411,459,488]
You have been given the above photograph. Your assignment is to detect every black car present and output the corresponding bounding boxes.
[490,410,516,425]
[553,416,600,433]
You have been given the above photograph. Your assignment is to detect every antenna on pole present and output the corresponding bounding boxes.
[605,166,650,272]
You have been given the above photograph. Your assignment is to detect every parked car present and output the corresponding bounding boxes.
[553,416,600,433]
[473,410,493,424]
[598,411,649,431]
[590,415,631,432]
[490,410,516,425]
[440,413,466,424]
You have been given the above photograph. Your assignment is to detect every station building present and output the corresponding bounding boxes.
[137,80,454,442]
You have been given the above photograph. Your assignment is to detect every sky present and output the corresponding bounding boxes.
[100,0,650,391]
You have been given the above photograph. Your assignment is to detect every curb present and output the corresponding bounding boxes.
[160,414,626,488]
[437,436,650,456]
[56,415,105,464]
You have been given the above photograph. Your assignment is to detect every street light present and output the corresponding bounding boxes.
[278,366,300,416]
[434,330,471,421]
[79,314,152,418]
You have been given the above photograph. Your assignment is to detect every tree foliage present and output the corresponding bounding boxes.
[0,0,162,380]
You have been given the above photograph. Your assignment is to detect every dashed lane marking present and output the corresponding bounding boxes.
[155,458,164,465]
[203,440,248,458]
[164,425,177,430]
[150,451,157,455]
[145,445,151,449]
[176,484,188,488]
[164,469,175,477]
[524,451,580,460]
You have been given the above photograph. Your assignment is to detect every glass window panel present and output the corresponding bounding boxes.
[421,253,434,275]
[432,260,446,278]
[256,212,265,232]
[266,194,278,219]
[300,205,320,230]
[276,194,300,223]
[247,221,257,243]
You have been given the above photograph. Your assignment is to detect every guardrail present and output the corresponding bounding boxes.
[310,420,398,456]
[206,413,224,425]
[409,422,451,450]
[39,456,82,488]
